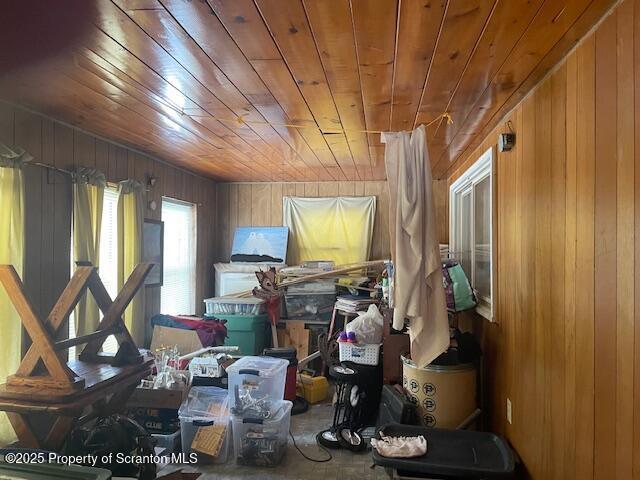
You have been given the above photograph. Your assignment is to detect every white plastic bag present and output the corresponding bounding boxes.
[345,304,384,344]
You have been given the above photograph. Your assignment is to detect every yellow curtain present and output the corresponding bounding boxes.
[73,168,105,337]
[283,196,376,266]
[0,144,28,446]
[117,180,145,346]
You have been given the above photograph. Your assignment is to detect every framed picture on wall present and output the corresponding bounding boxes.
[143,218,164,286]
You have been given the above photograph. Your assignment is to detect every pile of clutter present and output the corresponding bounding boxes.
[127,343,293,468]
[228,357,292,466]
[337,303,384,366]
[176,356,293,467]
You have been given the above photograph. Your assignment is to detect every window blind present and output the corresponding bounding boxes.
[100,188,119,354]
[161,198,196,315]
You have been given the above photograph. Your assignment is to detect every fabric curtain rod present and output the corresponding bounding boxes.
[28,162,148,191]
[31,161,73,176]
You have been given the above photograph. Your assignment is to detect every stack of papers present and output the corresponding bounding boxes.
[335,295,377,313]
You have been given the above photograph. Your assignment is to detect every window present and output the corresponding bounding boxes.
[450,147,494,320]
[99,188,120,354]
[69,188,119,359]
[161,198,196,315]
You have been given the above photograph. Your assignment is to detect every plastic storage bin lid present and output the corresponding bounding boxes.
[237,399,292,425]
[263,347,298,366]
[204,297,265,305]
[178,386,229,421]
[372,423,515,478]
[286,281,336,294]
[226,355,288,377]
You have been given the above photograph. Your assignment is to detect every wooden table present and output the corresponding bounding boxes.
[0,263,154,450]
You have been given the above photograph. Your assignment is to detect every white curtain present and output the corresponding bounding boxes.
[0,144,29,446]
[283,196,376,266]
[382,125,449,367]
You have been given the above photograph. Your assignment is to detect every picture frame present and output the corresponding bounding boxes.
[143,218,164,287]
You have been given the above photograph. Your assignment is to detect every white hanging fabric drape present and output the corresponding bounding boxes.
[283,196,376,265]
[382,125,449,368]
[0,143,29,446]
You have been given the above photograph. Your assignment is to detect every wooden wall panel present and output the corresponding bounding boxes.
[214,178,449,263]
[563,50,577,480]
[214,181,392,263]
[574,33,597,480]
[432,179,448,245]
[443,2,640,478]
[634,0,640,474]
[0,101,218,347]
[549,63,567,480]
[615,4,635,479]
[594,14,618,479]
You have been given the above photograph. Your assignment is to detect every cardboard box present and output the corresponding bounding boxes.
[126,407,181,434]
[150,325,204,355]
[126,383,190,434]
[127,385,188,410]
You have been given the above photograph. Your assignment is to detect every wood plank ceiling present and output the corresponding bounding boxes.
[0,0,616,182]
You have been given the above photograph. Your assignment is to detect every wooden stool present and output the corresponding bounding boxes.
[0,263,154,450]
[327,304,360,340]
[318,304,360,373]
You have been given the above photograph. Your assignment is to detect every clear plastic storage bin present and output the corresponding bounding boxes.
[284,292,336,320]
[178,387,231,464]
[204,297,266,316]
[232,400,292,466]
[226,356,288,414]
[153,429,181,454]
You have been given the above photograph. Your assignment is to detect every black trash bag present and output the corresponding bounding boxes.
[64,414,156,480]
[432,328,482,366]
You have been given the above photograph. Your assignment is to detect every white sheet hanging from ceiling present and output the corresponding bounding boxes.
[382,125,449,368]
[283,196,376,266]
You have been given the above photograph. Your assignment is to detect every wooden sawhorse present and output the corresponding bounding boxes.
[0,263,154,450]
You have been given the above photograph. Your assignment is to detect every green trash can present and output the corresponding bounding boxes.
[205,313,271,355]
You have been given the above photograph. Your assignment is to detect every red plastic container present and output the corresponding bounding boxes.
[263,347,298,402]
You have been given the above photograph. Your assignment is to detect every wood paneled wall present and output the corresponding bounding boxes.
[447,1,640,478]
[432,179,449,245]
[0,101,218,346]
[214,181,392,263]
